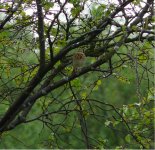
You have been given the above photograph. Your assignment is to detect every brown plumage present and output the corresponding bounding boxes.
[72,51,86,73]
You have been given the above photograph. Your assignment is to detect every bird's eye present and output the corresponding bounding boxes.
[78,54,81,59]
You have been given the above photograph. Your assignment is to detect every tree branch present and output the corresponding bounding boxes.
[0,0,23,29]
[36,0,45,68]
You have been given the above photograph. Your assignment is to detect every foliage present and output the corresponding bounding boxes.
[0,0,154,149]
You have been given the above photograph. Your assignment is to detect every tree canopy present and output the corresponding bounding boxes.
[0,0,154,149]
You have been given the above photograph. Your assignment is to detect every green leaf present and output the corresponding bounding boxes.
[71,7,81,17]
[105,120,111,126]
[144,111,150,117]
[125,134,131,143]
[69,0,80,5]
[131,25,137,30]
[97,80,102,86]
[133,0,140,5]
[81,92,87,99]
[44,2,54,11]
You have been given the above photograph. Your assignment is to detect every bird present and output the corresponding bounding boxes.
[72,51,86,73]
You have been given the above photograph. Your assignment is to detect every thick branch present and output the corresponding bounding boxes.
[0,0,23,29]
[36,0,45,68]
[129,0,153,27]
